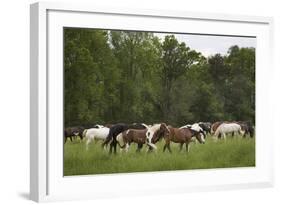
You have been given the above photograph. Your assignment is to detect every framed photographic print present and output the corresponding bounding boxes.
[30,2,274,202]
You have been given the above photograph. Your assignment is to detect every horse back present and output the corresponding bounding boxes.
[216,122,241,134]
[167,127,190,143]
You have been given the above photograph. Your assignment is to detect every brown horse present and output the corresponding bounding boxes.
[120,123,170,152]
[163,126,205,153]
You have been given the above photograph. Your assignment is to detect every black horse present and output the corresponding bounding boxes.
[64,126,85,143]
[102,123,147,154]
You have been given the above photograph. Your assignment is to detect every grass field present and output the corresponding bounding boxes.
[63,136,255,176]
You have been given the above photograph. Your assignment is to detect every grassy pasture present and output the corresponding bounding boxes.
[63,136,255,176]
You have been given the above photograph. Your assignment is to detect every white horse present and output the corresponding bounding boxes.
[83,127,110,150]
[214,123,244,140]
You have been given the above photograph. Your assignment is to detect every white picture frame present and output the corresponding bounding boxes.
[30,2,274,202]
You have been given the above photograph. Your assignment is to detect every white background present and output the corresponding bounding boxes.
[0,0,280,204]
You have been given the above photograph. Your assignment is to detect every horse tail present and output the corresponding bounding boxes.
[239,125,245,136]
[116,133,126,148]
[210,124,215,134]
[214,126,220,137]
[141,123,150,129]
[103,130,113,147]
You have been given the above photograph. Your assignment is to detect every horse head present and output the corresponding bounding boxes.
[197,131,206,144]
[152,123,170,143]
[190,128,205,144]
[160,123,170,136]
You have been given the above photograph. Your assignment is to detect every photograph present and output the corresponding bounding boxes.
[63,28,256,176]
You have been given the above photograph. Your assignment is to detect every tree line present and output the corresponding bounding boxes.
[64,28,255,127]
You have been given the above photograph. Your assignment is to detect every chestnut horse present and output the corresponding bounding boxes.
[163,126,205,153]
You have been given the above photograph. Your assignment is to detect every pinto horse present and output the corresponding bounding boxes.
[119,129,149,152]
[198,122,212,134]
[180,123,206,143]
[142,123,170,145]
[102,123,147,154]
[119,123,170,152]
[163,126,205,153]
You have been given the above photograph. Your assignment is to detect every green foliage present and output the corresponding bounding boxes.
[64,28,255,126]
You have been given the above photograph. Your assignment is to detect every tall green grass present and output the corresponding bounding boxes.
[63,136,255,176]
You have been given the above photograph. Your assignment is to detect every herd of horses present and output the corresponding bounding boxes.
[64,120,254,154]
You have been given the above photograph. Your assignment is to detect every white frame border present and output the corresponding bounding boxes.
[30,2,274,202]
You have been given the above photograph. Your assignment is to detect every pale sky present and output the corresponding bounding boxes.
[155,33,256,57]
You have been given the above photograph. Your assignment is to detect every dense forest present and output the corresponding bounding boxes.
[64,28,255,127]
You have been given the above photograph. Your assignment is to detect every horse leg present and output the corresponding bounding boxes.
[125,143,130,153]
[86,138,91,151]
[109,141,113,154]
[223,133,226,140]
[167,143,172,153]
[239,129,245,138]
[101,141,106,149]
[102,133,112,151]
[250,130,254,138]
[163,139,169,152]
[186,142,190,153]
[243,130,246,138]
[113,141,117,154]
[136,144,143,152]
[147,144,155,153]
[163,144,167,152]
[213,134,218,142]
[103,141,108,151]
[179,143,184,152]
[102,140,109,150]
